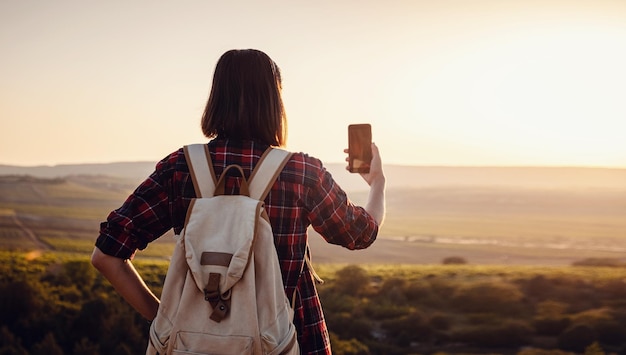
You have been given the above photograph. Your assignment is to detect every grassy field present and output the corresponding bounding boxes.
[1,173,625,267]
[382,187,626,243]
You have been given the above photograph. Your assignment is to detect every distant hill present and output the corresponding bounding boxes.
[1,164,625,265]
[1,162,625,191]
[0,162,156,181]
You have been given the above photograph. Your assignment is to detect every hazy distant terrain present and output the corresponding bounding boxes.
[2,161,626,190]
[1,161,625,265]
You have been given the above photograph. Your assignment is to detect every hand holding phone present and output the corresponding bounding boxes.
[345,124,386,224]
[348,124,372,174]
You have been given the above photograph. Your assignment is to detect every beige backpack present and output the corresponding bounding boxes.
[146,144,299,355]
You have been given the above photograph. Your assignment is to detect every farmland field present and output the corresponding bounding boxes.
[1,165,625,266]
[1,164,626,354]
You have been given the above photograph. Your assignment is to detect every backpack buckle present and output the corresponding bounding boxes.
[204,273,232,322]
[204,273,221,305]
[210,299,230,322]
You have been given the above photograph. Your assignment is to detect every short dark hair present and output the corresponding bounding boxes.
[201,49,287,146]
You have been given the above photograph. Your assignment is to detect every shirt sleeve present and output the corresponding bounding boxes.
[95,152,179,259]
[304,159,378,250]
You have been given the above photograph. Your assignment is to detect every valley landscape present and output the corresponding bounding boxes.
[1,162,624,266]
[1,162,626,354]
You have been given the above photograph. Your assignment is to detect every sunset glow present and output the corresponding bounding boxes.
[1,1,625,167]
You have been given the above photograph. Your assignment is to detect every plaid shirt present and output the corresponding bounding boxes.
[96,139,378,355]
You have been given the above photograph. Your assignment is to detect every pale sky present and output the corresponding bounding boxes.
[1,0,625,167]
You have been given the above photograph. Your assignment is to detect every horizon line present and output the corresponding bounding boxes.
[1,160,625,170]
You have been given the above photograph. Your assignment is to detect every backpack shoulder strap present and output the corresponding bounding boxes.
[183,144,217,198]
[249,148,292,201]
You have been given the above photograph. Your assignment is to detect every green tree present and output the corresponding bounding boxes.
[0,326,28,355]
[325,312,373,342]
[451,281,526,315]
[31,333,63,355]
[452,320,533,348]
[329,332,369,355]
[558,324,596,353]
[73,338,100,355]
[63,260,96,292]
[0,280,42,326]
[380,310,433,346]
[334,265,370,296]
[584,342,605,355]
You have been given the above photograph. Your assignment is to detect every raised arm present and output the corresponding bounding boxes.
[361,143,386,225]
[345,142,386,225]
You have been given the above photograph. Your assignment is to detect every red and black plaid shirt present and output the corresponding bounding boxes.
[96,139,378,354]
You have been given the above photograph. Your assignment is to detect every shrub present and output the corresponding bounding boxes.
[329,333,369,355]
[428,312,452,331]
[380,310,433,345]
[0,279,44,326]
[317,289,361,314]
[594,319,626,346]
[63,260,96,291]
[72,337,100,355]
[533,300,571,336]
[379,277,408,304]
[325,312,373,342]
[523,275,599,311]
[536,300,569,318]
[517,348,574,355]
[404,281,447,308]
[0,326,28,355]
[451,319,533,347]
[558,324,596,352]
[598,279,626,298]
[334,265,370,296]
[427,278,457,306]
[584,342,606,355]
[524,275,553,300]
[572,258,626,267]
[31,333,63,355]
[564,308,626,345]
[533,316,571,336]
[362,299,411,320]
[569,308,613,326]
[450,281,525,315]
[404,281,431,299]
[442,256,467,265]
[70,299,109,342]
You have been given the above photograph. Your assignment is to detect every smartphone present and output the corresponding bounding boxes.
[348,124,372,173]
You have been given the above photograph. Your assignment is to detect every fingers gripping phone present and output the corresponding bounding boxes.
[348,124,372,173]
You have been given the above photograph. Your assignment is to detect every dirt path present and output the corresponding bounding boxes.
[11,214,52,251]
